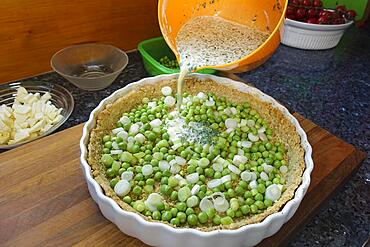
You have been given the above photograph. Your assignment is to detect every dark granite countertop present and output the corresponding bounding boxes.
[7,24,369,246]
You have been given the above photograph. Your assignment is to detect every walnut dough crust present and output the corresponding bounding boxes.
[87,77,305,231]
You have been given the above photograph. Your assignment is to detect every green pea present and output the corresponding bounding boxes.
[162,211,172,222]
[250,204,259,214]
[160,184,172,196]
[255,201,265,210]
[176,202,187,212]
[187,214,198,226]
[152,211,162,220]
[156,202,165,211]
[106,168,116,177]
[185,208,194,216]
[226,208,235,218]
[264,199,273,207]
[241,205,250,215]
[170,218,180,226]
[110,178,119,188]
[213,215,221,225]
[198,212,208,224]
[103,135,111,143]
[123,195,132,204]
[170,191,178,201]
[220,216,233,225]
[133,186,142,196]
[177,212,187,223]
[101,154,114,167]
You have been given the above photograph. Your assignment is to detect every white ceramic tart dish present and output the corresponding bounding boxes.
[80,73,314,247]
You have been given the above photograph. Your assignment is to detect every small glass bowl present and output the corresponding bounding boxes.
[0,81,74,149]
[51,44,129,91]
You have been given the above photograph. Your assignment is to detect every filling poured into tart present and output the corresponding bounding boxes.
[87,78,305,230]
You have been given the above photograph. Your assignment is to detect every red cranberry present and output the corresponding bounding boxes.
[336,5,346,13]
[307,9,316,18]
[286,6,296,16]
[302,0,312,7]
[318,16,329,24]
[291,0,301,6]
[307,18,318,24]
[313,0,322,7]
[347,10,357,18]
[295,8,306,19]
[286,14,296,20]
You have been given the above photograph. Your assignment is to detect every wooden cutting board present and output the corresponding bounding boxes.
[0,114,365,247]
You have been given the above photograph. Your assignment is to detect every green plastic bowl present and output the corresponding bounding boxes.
[138,37,217,76]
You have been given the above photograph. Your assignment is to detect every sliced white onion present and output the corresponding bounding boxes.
[191,184,200,195]
[212,162,224,172]
[121,171,134,181]
[258,127,266,133]
[186,195,199,208]
[111,150,123,155]
[142,164,153,176]
[169,158,177,166]
[150,119,162,128]
[199,197,214,212]
[225,118,238,129]
[164,96,176,107]
[207,179,222,189]
[265,184,282,202]
[114,180,131,197]
[117,130,128,140]
[263,163,274,173]
[240,171,252,182]
[237,148,244,155]
[197,92,207,100]
[148,101,157,108]
[226,128,234,134]
[249,180,258,189]
[174,174,187,186]
[145,193,162,212]
[134,133,146,144]
[246,119,255,127]
[230,107,237,115]
[250,172,257,181]
[161,86,172,96]
[159,160,170,171]
[129,123,140,134]
[240,119,247,127]
[241,141,252,148]
[228,164,241,175]
[260,171,269,181]
[248,133,259,142]
[233,155,248,166]
[223,108,231,116]
[119,116,131,125]
[170,164,181,174]
[259,133,268,141]
[172,143,182,150]
[204,100,215,107]
[112,127,124,135]
[221,175,231,183]
[212,195,229,213]
[198,158,210,168]
[127,136,135,144]
[178,186,191,202]
[112,142,119,150]
[280,165,288,173]
[186,173,199,184]
[175,156,186,166]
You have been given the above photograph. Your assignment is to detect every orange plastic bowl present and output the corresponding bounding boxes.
[158,0,288,73]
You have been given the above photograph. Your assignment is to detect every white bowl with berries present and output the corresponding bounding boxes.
[282,0,356,50]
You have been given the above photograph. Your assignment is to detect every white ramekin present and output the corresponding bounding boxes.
[281,18,353,50]
[80,73,314,247]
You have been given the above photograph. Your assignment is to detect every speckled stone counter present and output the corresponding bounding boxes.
[10,25,369,246]
[239,24,370,247]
